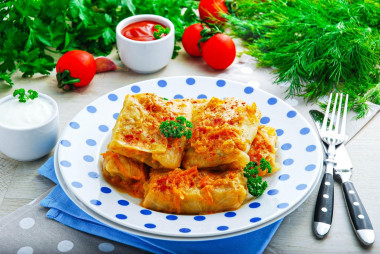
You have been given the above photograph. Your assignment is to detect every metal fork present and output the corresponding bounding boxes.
[313,93,348,238]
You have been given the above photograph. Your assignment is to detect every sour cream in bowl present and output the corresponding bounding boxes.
[0,93,59,161]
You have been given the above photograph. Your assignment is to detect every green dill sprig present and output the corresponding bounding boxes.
[243,158,272,197]
[13,88,39,103]
[160,116,193,139]
[153,25,170,39]
[227,0,380,119]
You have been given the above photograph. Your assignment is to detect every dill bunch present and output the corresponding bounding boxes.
[227,0,380,118]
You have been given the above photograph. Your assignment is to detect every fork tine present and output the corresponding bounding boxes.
[322,93,333,131]
[335,93,343,133]
[340,94,349,135]
[328,93,339,132]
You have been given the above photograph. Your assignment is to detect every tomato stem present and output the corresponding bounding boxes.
[198,21,224,53]
[56,69,80,91]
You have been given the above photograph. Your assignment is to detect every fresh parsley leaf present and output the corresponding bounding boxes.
[243,158,272,197]
[13,88,39,103]
[160,116,193,139]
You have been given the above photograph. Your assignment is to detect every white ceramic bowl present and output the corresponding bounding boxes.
[116,14,175,74]
[0,93,59,161]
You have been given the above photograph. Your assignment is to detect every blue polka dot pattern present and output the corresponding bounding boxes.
[300,127,310,135]
[279,174,290,181]
[296,184,307,190]
[86,139,96,146]
[113,113,119,120]
[69,122,80,129]
[217,226,229,231]
[306,145,316,152]
[186,78,195,85]
[88,172,99,178]
[118,200,129,206]
[108,94,118,101]
[216,80,226,87]
[281,143,292,150]
[90,200,102,206]
[249,202,261,208]
[287,110,297,118]
[179,228,191,233]
[244,86,254,94]
[277,203,289,209]
[166,215,178,221]
[71,182,82,188]
[267,189,279,195]
[116,214,127,220]
[140,209,152,215]
[305,164,316,171]
[60,140,71,147]
[260,117,270,124]
[83,155,94,162]
[101,187,112,194]
[60,160,71,167]
[98,125,109,132]
[157,80,167,87]
[267,97,277,105]
[283,158,294,166]
[174,94,184,99]
[225,212,236,218]
[197,94,207,99]
[87,106,97,113]
[250,217,262,223]
[131,86,141,93]
[145,223,156,229]
[194,216,206,221]
[276,129,284,136]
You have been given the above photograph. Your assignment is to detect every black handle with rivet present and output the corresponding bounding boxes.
[313,172,334,238]
[342,182,375,246]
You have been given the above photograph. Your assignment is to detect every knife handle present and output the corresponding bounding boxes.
[313,172,334,238]
[342,182,375,246]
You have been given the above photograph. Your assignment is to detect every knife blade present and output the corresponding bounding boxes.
[309,110,375,246]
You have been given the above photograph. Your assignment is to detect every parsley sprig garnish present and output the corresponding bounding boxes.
[13,88,39,103]
[243,158,272,197]
[153,25,170,40]
[160,116,193,139]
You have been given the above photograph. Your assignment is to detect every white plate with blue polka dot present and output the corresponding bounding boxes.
[55,76,323,240]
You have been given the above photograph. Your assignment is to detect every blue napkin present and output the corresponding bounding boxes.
[38,157,282,254]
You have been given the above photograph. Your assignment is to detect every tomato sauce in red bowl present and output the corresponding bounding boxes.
[121,21,168,41]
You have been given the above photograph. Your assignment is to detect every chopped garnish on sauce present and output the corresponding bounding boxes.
[243,158,272,197]
[13,88,39,103]
[159,116,193,139]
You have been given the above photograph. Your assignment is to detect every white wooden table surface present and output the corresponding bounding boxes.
[0,49,379,253]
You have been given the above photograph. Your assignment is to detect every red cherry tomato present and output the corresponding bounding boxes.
[56,50,96,90]
[182,23,204,57]
[201,33,236,70]
[199,0,228,24]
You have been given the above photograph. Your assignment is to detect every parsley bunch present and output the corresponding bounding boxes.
[227,0,380,119]
[13,88,39,103]
[153,25,170,40]
[160,116,193,139]
[243,158,272,197]
[0,0,199,86]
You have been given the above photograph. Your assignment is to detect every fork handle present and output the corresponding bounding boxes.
[313,172,334,238]
[342,182,375,246]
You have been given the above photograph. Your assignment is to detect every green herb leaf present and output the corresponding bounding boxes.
[227,0,380,118]
[243,158,272,197]
[13,88,39,103]
[160,116,193,139]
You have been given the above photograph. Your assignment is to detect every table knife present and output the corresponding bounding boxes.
[334,145,375,246]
